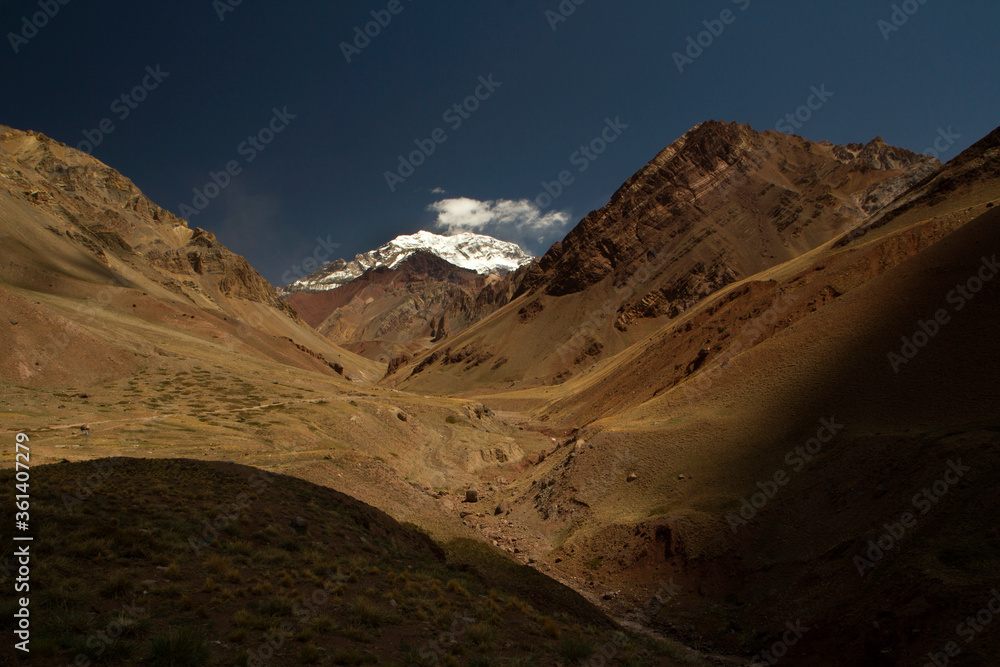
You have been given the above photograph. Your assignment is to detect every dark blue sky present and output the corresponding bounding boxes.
[2,0,998,284]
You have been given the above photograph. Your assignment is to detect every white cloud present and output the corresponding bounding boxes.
[430,187,447,194]
[427,197,571,247]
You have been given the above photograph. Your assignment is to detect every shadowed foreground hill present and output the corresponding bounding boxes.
[0,458,701,666]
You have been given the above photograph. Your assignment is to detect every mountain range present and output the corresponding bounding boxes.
[284,230,534,293]
[2,118,999,666]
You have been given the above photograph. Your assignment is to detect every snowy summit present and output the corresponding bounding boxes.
[285,231,535,292]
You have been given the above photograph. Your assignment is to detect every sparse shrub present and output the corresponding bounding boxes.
[157,583,184,599]
[255,547,289,565]
[44,611,95,635]
[504,658,538,667]
[87,635,137,663]
[165,562,182,580]
[302,548,327,566]
[306,614,333,633]
[542,617,561,639]
[251,526,279,543]
[233,609,268,630]
[204,554,231,574]
[100,570,136,599]
[324,581,347,596]
[67,537,114,559]
[146,626,211,666]
[401,646,437,666]
[39,578,95,611]
[300,643,322,663]
[646,637,707,665]
[506,596,533,615]
[474,600,502,626]
[258,595,294,617]
[559,636,594,661]
[445,579,470,597]
[340,623,372,643]
[329,648,378,664]
[345,596,402,628]
[279,537,302,552]
[465,621,499,648]
[220,540,253,556]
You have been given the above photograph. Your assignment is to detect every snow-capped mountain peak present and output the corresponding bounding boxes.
[285,231,534,292]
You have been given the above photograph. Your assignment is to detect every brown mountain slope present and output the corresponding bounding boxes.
[465,127,1000,664]
[524,122,1000,428]
[521,205,1000,666]
[285,252,500,364]
[286,252,537,365]
[386,121,939,394]
[287,252,480,329]
[0,127,381,386]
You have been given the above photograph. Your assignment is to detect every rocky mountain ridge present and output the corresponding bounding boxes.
[284,230,534,293]
[0,125,379,385]
[388,120,942,393]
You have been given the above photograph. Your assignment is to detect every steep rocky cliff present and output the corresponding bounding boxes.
[0,127,298,319]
